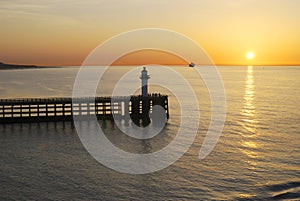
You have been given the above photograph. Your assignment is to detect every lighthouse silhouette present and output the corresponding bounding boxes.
[140,67,150,97]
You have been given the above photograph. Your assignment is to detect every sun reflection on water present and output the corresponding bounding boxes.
[239,66,260,163]
[242,66,255,119]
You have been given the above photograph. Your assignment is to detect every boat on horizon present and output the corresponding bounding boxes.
[189,62,195,67]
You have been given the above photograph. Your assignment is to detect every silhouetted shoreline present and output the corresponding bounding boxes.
[0,61,59,70]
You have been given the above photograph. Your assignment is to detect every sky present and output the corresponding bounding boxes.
[0,0,299,66]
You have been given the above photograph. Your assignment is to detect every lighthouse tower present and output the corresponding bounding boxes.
[140,67,150,97]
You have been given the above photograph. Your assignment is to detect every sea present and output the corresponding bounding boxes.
[0,66,299,200]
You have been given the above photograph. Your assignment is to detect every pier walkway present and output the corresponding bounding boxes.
[0,95,169,123]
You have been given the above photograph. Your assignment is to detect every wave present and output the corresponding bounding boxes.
[267,181,300,200]
[267,181,300,192]
[273,192,300,200]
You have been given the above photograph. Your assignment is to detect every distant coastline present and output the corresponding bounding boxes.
[0,61,59,70]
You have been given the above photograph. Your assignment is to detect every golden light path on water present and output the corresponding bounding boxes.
[239,66,260,165]
[236,65,260,199]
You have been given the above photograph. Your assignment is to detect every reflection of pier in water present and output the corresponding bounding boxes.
[0,94,169,124]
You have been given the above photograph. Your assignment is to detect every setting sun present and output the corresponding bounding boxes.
[246,52,255,60]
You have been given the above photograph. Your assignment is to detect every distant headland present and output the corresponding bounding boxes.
[0,61,59,70]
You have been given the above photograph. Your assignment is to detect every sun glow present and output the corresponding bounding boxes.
[246,52,255,60]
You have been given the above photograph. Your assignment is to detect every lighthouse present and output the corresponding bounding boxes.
[140,67,150,97]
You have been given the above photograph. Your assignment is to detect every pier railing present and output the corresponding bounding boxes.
[0,95,169,123]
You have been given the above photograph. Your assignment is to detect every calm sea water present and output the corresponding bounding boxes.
[0,66,299,200]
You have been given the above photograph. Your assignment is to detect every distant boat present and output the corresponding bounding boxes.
[189,62,195,67]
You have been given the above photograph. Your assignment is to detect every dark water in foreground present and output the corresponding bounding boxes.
[0,66,299,200]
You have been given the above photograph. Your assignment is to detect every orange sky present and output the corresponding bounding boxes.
[111,50,187,66]
[0,0,299,66]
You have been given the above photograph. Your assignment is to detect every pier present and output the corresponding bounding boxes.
[0,94,169,123]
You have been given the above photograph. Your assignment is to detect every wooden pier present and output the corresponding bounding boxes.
[0,94,169,123]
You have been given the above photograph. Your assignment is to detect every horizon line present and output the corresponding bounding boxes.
[1,61,300,67]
